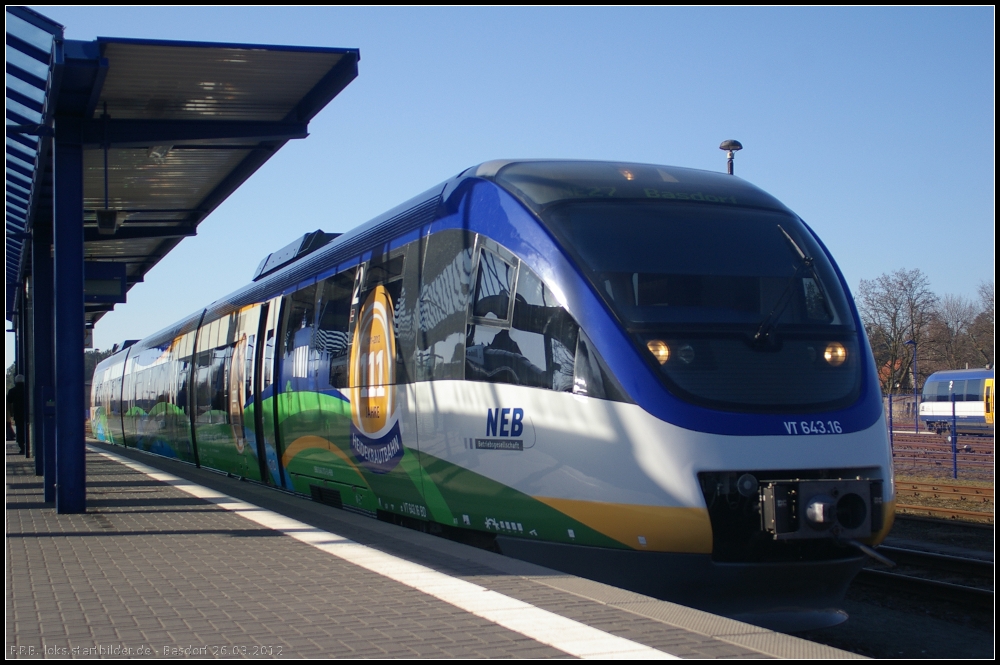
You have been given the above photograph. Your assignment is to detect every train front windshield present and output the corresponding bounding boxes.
[495,162,861,413]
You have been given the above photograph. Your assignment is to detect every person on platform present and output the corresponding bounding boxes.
[7,374,26,454]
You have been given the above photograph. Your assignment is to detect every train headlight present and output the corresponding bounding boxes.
[647,340,670,364]
[824,342,847,366]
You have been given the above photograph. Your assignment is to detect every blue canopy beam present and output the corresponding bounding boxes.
[78,119,309,147]
[83,225,197,242]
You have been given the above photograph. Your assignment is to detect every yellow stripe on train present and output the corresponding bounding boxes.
[535,496,713,553]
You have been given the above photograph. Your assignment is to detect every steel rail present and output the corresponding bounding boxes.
[895,503,994,522]
[855,569,993,609]
[876,545,993,579]
[896,482,993,502]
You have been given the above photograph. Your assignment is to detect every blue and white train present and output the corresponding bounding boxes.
[92,160,894,630]
[919,368,995,435]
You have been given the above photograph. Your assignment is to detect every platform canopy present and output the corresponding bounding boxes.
[6,6,360,327]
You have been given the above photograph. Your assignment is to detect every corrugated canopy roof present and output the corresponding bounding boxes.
[5,6,359,326]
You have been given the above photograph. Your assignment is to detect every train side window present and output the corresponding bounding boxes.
[416,229,475,381]
[471,247,516,325]
[510,267,577,391]
[358,246,412,385]
[467,261,577,392]
[573,330,628,402]
[966,379,983,402]
[211,345,229,417]
[110,377,120,416]
[315,269,356,389]
[194,320,217,422]
[951,380,966,402]
[464,250,630,400]
[281,282,319,390]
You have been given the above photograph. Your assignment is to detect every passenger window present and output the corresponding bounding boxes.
[316,269,356,389]
[466,260,577,392]
[464,242,628,402]
[354,247,410,385]
[966,379,983,402]
[281,282,318,388]
[510,268,577,391]
[416,230,475,381]
[472,248,516,323]
[573,329,627,402]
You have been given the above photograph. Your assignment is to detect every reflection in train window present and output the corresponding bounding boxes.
[416,230,475,381]
[467,262,576,392]
[316,269,356,389]
[472,248,515,323]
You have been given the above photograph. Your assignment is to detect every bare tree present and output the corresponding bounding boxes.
[925,294,979,371]
[857,268,938,393]
[967,279,995,368]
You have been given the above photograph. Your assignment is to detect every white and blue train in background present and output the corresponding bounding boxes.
[919,368,995,435]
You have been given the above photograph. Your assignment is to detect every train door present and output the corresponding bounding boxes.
[344,248,425,519]
[257,296,284,486]
[106,352,129,446]
[167,329,198,463]
[249,300,270,483]
[108,371,124,445]
[274,279,319,490]
[227,305,264,481]
[121,353,137,447]
[192,315,229,472]
[985,378,994,426]
[411,229,477,527]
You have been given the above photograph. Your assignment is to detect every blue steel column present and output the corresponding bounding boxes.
[53,121,86,514]
[32,220,56,489]
[14,309,25,456]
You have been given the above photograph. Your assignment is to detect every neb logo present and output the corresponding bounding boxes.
[486,408,524,437]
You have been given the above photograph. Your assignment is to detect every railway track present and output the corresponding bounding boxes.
[895,503,993,522]
[896,481,993,503]
[889,433,995,477]
[891,480,994,521]
[855,544,994,610]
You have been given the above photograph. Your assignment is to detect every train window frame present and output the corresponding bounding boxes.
[466,238,625,397]
[469,235,520,328]
[315,267,358,390]
[415,229,476,382]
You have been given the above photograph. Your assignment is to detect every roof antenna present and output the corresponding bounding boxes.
[719,140,742,175]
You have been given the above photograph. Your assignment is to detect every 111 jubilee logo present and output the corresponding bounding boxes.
[348,285,403,474]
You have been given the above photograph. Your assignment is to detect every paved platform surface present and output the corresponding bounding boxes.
[6,441,859,659]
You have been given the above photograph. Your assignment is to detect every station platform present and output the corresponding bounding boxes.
[6,441,857,659]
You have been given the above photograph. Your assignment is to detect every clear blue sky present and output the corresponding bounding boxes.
[6,7,995,364]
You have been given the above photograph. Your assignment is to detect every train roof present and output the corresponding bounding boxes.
[476,159,790,214]
[924,368,995,381]
[125,159,795,350]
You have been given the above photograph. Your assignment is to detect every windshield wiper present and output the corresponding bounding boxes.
[753,225,827,345]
